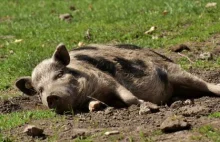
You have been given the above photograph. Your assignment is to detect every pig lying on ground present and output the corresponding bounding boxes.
[16,43,220,113]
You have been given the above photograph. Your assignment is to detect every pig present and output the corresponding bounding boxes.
[15,43,220,113]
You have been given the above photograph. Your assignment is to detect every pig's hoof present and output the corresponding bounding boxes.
[89,101,103,112]
[139,101,159,115]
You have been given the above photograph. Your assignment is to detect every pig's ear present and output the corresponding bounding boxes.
[15,77,36,96]
[52,43,70,66]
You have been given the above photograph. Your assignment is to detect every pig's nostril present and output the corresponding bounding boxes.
[46,95,60,109]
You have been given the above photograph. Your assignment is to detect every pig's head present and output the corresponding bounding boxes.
[16,43,80,114]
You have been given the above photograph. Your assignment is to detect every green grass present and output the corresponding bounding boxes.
[0,110,55,130]
[1,0,220,90]
[139,131,153,142]
[0,110,56,141]
[177,57,220,70]
[199,125,220,142]
[209,112,220,118]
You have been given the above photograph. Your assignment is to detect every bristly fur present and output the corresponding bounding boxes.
[114,57,147,78]
[75,54,116,76]
[115,44,142,50]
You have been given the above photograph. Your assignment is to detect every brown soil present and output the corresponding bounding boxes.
[0,96,47,114]
[2,35,220,142]
[2,95,220,142]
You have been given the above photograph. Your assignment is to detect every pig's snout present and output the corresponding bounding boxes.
[46,95,61,109]
[46,92,74,114]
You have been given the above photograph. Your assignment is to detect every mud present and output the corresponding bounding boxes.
[2,35,220,141]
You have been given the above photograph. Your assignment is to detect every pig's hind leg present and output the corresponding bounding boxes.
[168,64,220,96]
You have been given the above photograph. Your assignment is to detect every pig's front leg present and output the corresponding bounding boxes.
[115,84,143,106]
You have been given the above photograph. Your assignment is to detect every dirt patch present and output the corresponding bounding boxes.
[2,96,220,141]
[0,96,47,114]
[2,35,220,141]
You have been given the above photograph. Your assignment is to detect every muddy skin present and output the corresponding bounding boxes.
[15,43,220,113]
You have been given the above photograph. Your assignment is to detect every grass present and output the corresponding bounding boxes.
[1,0,220,90]
[0,110,55,130]
[199,125,220,142]
[74,139,93,142]
[0,110,56,141]
[139,131,153,142]
[177,57,220,70]
[209,112,220,118]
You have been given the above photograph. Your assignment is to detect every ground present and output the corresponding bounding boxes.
[2,96,220,142]
[1,34,220,141]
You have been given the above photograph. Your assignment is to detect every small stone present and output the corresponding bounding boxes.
[59,13,72,21]
[183,99,193,105]
[199,52,213,60]
[128,105,139,112]
[170,101,183,109]
[23,125,44,137]
[139,107,151,115]
[160,115,191,133]
[170,44,190,52]
[147,102,159,111]
[105,107,114,115]
[104,130,119,136]
[139,101,159,115]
